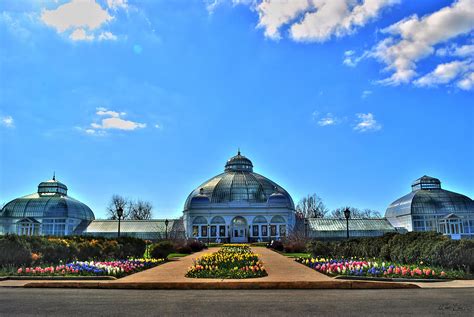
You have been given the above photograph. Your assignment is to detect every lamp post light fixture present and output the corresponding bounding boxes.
[117,206,124,238]
[207,224,210,245]
[164,219,169,240]
[344,208,351,240]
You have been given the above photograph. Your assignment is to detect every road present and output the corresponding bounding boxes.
[0,288,472,316]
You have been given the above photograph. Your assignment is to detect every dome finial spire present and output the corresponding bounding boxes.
[238,148,241,156]
[53,171,56,181]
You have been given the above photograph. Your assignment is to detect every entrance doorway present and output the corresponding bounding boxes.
[231,216,248,243]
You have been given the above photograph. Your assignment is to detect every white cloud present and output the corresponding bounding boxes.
[414,60,473,87]
[436,44,474,57]
[255,0,398,42]
[361,90,373,98]
[96,108,121,117]
[154,123,163,129]
[206,0,256,14]
[343,50,356,66]
[370,0,474,86]
[70,28,94,41]
[354,113,381,132]
[41,0,112,32]
[1,116,14,128]
[312,111,340,126]
[256,0,311,40]
[85,108,146,134]
[457,72,474,90]
[0,12,36,42]
[97,117,146,130]
[40,0,115,41]
[317,113,338,126]
[343,49,369,67]
[107,0,128,11]
[98,31,117,41]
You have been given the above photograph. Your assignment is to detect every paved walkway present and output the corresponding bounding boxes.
[113,246,332,283]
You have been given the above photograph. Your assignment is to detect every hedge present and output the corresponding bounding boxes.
[0,234,146,267]
[307,232,474,273]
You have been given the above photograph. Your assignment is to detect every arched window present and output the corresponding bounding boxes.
[192,216,208,224]
[210,216,225,224]
[270,215,285,223]
[253,216,267,223]
[231,216,247,226]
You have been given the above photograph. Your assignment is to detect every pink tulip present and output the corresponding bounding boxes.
[17,268,22,274]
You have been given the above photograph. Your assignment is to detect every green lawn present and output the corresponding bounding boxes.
[167,253,189,259]
[282,252,311,258]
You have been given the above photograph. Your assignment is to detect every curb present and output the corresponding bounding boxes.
[23,280,420,290]
[1,276,117,281]
[334,276,451,283]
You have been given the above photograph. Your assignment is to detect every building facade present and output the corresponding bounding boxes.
[307,218,398,240]
[0,176,95,236]
[83,219,184,240]
[385,175,474,239]
[183,151,296,243]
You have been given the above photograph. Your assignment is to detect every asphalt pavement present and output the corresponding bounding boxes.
[0,288,473,316]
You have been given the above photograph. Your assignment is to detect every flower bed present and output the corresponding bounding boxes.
[186,244,267,279]
[295,257,466,279]
[15,259,164,278]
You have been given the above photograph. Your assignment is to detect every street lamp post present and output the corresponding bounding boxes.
[164,219,169,240]
[344,208,351,240]
[207,224,210,245]
[117,206,124,238]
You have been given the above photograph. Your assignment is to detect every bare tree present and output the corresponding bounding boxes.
[296,194,328,218]
[106,194,130,220]
[329,206,381,219]
[129,199,153,220]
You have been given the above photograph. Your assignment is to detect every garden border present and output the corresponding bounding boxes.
[1,276,116,281]
[23,280,420,289]
[334,276,451,283]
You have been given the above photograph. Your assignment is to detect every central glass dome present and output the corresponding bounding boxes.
[184,151,294,210]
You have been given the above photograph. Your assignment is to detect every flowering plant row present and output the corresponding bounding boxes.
[16,258,164,278]
[295,257,465,279]
[186,245,267,279]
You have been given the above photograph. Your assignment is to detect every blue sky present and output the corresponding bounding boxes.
[0,0,473,219]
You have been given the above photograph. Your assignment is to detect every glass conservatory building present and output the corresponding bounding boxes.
[385,176,474,239]
[0,176,95,236]
[183,151,296,243]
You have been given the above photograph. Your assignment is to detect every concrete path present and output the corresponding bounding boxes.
[115,247,223,283]
[251,247,333,282]
[113,246,332,283]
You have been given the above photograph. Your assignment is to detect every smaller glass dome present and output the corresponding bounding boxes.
[225,150,254,172]
[411,175,441,191]
[38,175,68,196]
[385,175,474,218]
[268,188,290,205]
[1,176,95,221]
[189,188,211,207]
